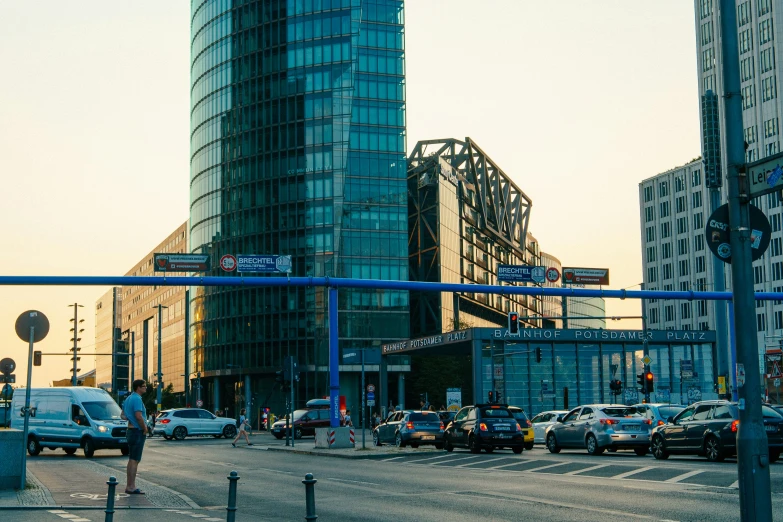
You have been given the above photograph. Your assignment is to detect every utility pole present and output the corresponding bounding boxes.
[68,303,84,386]
[718,1,772,519]
[130,331,135,385]
[640,284,650,404]
[156,304,168,412]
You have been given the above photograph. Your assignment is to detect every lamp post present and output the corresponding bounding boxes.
[154,304,168,412]
[68,304,84,386]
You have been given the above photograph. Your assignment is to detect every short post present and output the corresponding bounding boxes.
[302,473,318,521]
[104,476,118,522]
[226,470,240,522]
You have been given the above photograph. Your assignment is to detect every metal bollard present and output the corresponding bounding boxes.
[226,470,240,522]
[104,476,118,522]
[302,473,318,521]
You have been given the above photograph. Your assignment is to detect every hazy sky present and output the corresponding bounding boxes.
[0,1,700,387]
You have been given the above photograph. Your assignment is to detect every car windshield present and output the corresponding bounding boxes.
[157,412,169,419]
[657,406,685,419]
[82,401,123,421]
[762,406,782,419]
[410,412,438,422]
[293,410,309,420]
[480,407,511,418]
[511,410,529,421]
[601,407,643,418]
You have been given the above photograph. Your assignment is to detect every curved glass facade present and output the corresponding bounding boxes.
[189,0,408,405]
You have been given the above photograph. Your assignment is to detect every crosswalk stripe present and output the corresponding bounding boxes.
[454,456,506,468]
[525,461,572,473]
[565,463,611,475]
[612,466,654,479]
[436,455,484,466]
[380,456,406,461]
[486,459,540,470]
[730,480,739,488]
[665,469,705,483]
[406,453,460,464]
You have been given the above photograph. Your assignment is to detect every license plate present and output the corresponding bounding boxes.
[624,425,640,431]
[494,426,510,431]
[766,425,777,433]
[422,435,435,440]
[118,439,126,444]
[497,434,509,438]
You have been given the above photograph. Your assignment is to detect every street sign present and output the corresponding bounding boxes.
[737,363,746,388]
[748,151,783,198]
[2,374,16,384]
[15,311,50,343]
[366,384,375,393]
[705,203,770,264]
[196,399,203,408]
[367,400,376,407]
[497,265,545,284]
[681,360,693,379]
[545,267,560,283]
[642,355,652,366]
[562,267,610,285]
[153,253,210,272]
[237,254,292,273]
[0,358,15,375]
[367,392,375,401]
[219,254,237,272]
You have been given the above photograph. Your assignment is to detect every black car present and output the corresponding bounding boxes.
[444,404,525,454]
[651,400,783,462]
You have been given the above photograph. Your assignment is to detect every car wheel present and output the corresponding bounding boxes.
[770,450,780,464]
[444,440,454,452]
[704,435,725,462]
[64,447,77,456]
[546,433,560,454]
[484,446,494,454]
[395,433,405,448]
[164,435,173,441]
[512,446,523,454]
[524,442,534,450]
[83,438,95,458]
[294,427,303,440]
[173,426,188,441]
[634,447,649,457]
[373,432,382,447]
[120,447,129,456]
[222,425,237,438]
[468,435,480,454]
[27,438,41,457]
[651,435,669,460]
[586,434,603,455]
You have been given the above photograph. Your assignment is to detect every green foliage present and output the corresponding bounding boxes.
[406,354,473,409]
[141,382,177,412]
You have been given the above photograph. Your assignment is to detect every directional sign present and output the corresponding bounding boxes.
[154,254,210,272]
[748,151,783,198]
[237,255,292,273]
[562,267,609,285]
[498,265,546,284]
[367,400,376,407]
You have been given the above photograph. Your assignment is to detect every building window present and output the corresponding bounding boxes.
[759,0,771,16]
[649,308,659,324]
[698,300,708,316]
[692,169,701,187]
[644,185,654,202]
[747,148,758,162]
[772,237,782,256]
[740,28,754,54]
[645,206,655,222]
[704,75,716,92]
[692,192,703,208]
[659,181,669,198]
[738,1,752,26]
[702,47,715,72]
[647,246,657,262]
[660,201,670,218]
[742,85,756,109]
[662,242,672,259]
[694,212,704,229]
[665,305,675,322]
[768,193,780,209]
[695,234,705,252]
[678,238,689,256]
[696,255,706,273]
[764,118,779,137]
[646,226,656,242]
[763,76,777,101]
[755,265,766,284]
[767,142,779,156]
[681,303,692,319]
[773,261,783,281]
[695,277,707,290]
[758,313,767,331]
[679,259,690,277]
[741,56,755,81]
[759,18,774,45]
[772,214,782,232]
[677,217,688,235]
[647,266,658,283]
[663,263,673,280]
[761,47,776,73]
[679,281,690,291]
[675,176,686,192]
[745,125,758,144]
[700,0,713,18]
[676,195,687,213]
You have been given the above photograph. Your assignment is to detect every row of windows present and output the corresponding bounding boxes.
[287,0,403,25]
[702,47,715,72]
[765,117,779,138]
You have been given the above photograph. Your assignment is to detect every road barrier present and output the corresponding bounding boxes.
[302,473,318,521]
[226,470,240,522]
[104,476,118,522]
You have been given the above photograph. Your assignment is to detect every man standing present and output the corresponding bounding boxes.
[123,379,148,495]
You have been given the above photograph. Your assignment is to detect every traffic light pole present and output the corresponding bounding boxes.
[718,1,772,519]
[640,284,650,403]
[156,304,167,412]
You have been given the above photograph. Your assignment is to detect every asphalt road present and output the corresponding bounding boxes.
[8,434,783,521]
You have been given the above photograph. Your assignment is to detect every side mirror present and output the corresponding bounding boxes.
[666,416,675,425]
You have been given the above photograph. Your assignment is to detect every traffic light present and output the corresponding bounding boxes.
[609,379,623,393]
[487,391,494,403]
[495,390,502,404]
[508,311,519,334]
[644,371,654,393]
[33,351,42,367]
[637,372,645,389]
[275,369,284,384]
[535,347,542,363]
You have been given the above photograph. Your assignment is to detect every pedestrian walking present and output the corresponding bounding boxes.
[231,408,253,447]
[147,411,157,438]
[344,409,353,427]
[262,410,268,431]
[123,379,148,495]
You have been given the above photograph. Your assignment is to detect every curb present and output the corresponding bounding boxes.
[263,445,443,459]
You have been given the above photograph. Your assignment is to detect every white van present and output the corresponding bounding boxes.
[11,387,129,457]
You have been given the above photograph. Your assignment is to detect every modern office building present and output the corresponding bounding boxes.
[189,0,409,416]
[94,288,125,393]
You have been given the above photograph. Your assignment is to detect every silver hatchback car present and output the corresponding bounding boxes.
[545,404,652,456]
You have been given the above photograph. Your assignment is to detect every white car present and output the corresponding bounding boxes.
[530,410,569,444]
[153,408,237,440]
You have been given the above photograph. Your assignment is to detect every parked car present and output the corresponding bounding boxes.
[444,404,525,454]
[271,408,330,439]
[507,407,535,450]
[530,410,569,444]
[11,387,129,457]
[651,400,783,462]
[545,404,651,456]
[153,408,238,441]
[632,403,686,428]
[373,410,444,448]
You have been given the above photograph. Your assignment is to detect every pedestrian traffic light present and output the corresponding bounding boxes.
[275,369,284,384]
[644,371,654,393]
[488,391,494,403]
[508,311,519,334]
[535,347,542,363]
[495,390,502,403]
[33,351,42,367]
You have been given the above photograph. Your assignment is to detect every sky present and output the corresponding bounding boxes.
[0,1,700,388]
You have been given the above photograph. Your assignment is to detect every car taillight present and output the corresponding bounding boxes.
[440,422,445,431]
[526,420,532,427]
[160,419,170,424]
[731,420,739,433]
[599,419,616,425]
[657,420,664,426]
[515,423,522,431]
[643,419,652,425]
[406,421,414,430]
[479,423,488,432]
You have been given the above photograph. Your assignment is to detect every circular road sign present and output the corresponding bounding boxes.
[706,203,771,264]
[0,358,16,375]
[196,399,204,408]
[545,267,560,283]
[367,384,375,393]
[15,310,49,343]
[219,254,237,272]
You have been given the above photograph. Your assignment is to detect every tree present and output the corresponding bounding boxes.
[141,382,177,412]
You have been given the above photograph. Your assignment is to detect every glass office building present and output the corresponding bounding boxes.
[189,0,408,415]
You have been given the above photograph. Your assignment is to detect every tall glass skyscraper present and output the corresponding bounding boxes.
[189,0,408,414]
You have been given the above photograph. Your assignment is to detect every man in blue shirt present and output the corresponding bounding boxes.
[123,379,148,494]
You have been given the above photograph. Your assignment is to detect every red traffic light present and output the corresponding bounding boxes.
[510,313,518,321]
[645,372,654,380]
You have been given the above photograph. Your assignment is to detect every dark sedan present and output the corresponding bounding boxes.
[651,400,783,462]
[444,404,524,454]
[373,410,444,448]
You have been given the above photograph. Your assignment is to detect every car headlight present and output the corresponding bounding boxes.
[97,425,109,433]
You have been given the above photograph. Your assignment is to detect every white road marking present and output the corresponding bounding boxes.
[486,459,540,470]
[525,461,572,473]
[565,463,611,475]
[435,455,483,466]
[612,466,655,479]
[406,453,460,464]
[327,477,381,486]
[454,456,506,468]
[664,469,705,483]
[730,480,739,488]
[380,456,406,461]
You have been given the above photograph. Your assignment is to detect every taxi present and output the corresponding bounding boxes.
[508,406,535,450]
